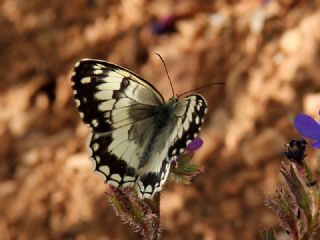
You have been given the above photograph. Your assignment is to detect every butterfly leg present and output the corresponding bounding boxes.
[166,155,178,168]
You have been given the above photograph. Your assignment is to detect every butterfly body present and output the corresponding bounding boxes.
[71,59,207,198]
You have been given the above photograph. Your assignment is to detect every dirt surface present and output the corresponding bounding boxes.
[1,1,320,239]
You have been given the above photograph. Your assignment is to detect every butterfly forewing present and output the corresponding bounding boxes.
[72,59,164,132]
[71,59,207,199]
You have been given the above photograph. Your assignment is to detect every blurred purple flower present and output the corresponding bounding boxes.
[151,15,177,35]
[186,137,203,152]
[294,114,320,149]
[261,0,272,5]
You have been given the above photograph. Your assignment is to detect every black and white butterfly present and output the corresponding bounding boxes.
[71,59,207,199]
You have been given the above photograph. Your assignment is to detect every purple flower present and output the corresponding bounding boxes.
[186,137,203,152]
[151,15,177,35]
[294,113,320,149]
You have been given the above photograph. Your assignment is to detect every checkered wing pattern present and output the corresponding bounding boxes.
[71,59,207,198]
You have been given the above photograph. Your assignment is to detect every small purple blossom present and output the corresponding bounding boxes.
[186,137,203,152]
[151,15,177,35]
[261,0,272,5]
[294,114,320,149]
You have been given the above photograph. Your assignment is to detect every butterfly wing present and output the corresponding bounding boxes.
[71,59,165,190]
[168,95,207,159]
[71,59,207,199]
[136,94,207,198]
[72,59,164,132]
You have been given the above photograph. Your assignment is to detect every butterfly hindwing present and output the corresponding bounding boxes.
[168,94,207,159]
[88,117,156,188]
[71,59,207,199]
[136,94,207,198]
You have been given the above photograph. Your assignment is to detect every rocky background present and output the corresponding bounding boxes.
[1,0,320,239]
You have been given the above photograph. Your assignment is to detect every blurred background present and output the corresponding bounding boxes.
[1,0,320,239]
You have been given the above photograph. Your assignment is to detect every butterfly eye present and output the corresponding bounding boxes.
[168,97,178,104]
[171,97,179,103]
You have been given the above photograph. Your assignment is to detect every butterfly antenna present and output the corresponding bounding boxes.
[178,82,224,97]
[154,53,175,97]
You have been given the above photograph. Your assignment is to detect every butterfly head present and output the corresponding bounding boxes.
[168,96,180,107]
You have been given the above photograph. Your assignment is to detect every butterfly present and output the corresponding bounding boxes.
[71,59,207,199]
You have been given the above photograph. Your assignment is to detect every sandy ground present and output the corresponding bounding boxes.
[1,1,320,239]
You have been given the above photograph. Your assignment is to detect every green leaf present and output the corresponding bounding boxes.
[170,152,204,184]
[280,165,312,225]
[304,162,316,188]
[260,228,277,240]
[265,189,299,238]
